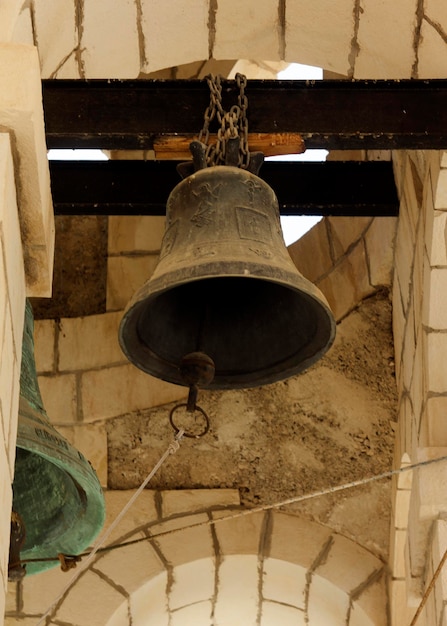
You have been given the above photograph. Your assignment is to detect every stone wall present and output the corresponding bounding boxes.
[6,489,388,625]
[10,0,447,79]
[0,42,54,626]
[389,150,447,626]
[1,204,396,625]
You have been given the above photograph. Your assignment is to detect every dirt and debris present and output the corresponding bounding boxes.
[31,216,108,319]
[107,290,397,559]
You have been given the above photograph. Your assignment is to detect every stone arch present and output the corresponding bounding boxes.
[46,507,388,626]
[11,1,447,79]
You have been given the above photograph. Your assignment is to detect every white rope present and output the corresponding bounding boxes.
[35,430,184,626]
[144,452,447,539]
[35,447,447,624]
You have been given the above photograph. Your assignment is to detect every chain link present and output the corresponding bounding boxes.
[198,73,250,168]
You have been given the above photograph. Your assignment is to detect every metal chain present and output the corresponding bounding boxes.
[198,73,249,168]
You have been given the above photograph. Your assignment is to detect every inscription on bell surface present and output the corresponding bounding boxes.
[236,207,272,244]
[191,182,222,227]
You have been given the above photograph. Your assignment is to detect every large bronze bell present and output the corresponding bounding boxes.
[119,165,335,389]
[10,301,105,578]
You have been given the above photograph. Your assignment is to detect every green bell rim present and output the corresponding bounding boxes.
[12,300,105,576]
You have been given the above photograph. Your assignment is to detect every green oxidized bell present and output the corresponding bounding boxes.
[9,300,105,578]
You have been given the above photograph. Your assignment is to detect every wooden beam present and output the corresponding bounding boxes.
[151,133,305,159]
[49,160,398,217]
[42,78,447,151]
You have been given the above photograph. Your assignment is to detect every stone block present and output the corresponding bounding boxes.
[5,616,58,626]
[0,447,12,578]
[104,490,158,544]
[424,396,447,447]
[394,203,415,311]
[364,217,397,286]
[169,558,215,610]
[263,558,306,609]
[108,216,165,254]
[287,220,332,284]
[394,489,411,529]
[0,586,4,626]
[317,241,374,320]
[37,373,78,424]
[410,337,424,431]
[285,0,353,74]
[95,541,166,595]
[81,363,184,421]
[130,574,169,626]
[426,332,447,394]
[0,44,54,296]
[141,0,208,73]
[82,0,140,78]
[5,581,18,613]
[314,534,383,595]
[307,572,349,624]
[426,210,447,267]
[389,578,411,626]
[107,254,159,311]
[0,0,22,41]
[418,19,447,78]
[212,510,265,555]
[423,268,447,329]
[11,6,34,45]
[152,514,214,566]
[7,363,19,474]
[268,513,332,568]
[404,160,424,237]
[33,0,77,78]
[161,489,239,518]
[430,519,447,624]
[412,229,424,331]
[407,448,447,582]
[392,275,405,378]
[55,570,126,626]
[21,564,77,615]
[170,601,213,626]
[436,168,447,211]
[214,0,279,61]
[58,312,126,372]
[355,0,415,78]
[390,529,407,579]
[349,576,388,626]
[34,319,55,373]
[0,308,20,460]
[0,134,25,354]
[71,423,107,487]
[327,217,372,260]
[214,555,259,623]
[397,454,413,491]
[401,301,415,393]
[260,601,306,625]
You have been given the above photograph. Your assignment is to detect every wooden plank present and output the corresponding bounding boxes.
[42,78,447,150]
[151,132,306,159]
[49,159,398,217]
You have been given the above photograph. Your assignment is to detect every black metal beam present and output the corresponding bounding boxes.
[42,78,447,151]
[49,160,398,217]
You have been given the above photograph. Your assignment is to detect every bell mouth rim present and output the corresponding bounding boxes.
[14,401,105,575]
[119,266,336,390]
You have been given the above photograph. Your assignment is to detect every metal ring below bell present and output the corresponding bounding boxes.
[169,404,210,438]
